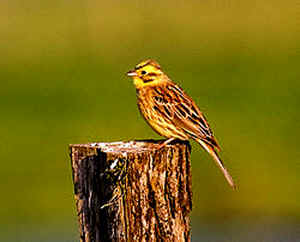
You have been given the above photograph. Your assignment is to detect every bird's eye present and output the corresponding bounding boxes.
[141,70,147,75]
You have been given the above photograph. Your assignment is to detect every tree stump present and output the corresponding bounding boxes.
[69,140,192,242]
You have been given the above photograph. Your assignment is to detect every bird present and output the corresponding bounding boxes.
[127,59,235,189]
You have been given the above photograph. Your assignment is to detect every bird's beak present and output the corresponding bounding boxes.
[127,70,138,77]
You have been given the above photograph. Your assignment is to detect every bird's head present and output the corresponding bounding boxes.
[127,59,166,89]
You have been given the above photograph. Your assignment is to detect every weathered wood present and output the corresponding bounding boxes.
[70,140,192,242]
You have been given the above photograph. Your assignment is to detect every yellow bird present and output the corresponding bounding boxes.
[127,59,235,189]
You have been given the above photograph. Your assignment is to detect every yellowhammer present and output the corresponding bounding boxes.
[127,59,235,189]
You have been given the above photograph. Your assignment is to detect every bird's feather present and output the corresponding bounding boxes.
[151,83,221,151]
[196,139,236,189]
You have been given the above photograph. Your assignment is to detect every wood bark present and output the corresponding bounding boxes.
[69,140,192,242]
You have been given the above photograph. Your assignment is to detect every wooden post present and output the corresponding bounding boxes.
[69,140,192,242]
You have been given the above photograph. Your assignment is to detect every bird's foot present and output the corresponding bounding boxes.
[157,138,176,150]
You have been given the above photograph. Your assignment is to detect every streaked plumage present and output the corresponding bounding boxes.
[127,59,235,189]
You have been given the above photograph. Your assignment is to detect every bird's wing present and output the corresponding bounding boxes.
[152,83,221,151]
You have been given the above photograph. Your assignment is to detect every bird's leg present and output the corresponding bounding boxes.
[157,138,176,150]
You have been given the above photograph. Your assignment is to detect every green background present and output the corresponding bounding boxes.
[1,1,299,241]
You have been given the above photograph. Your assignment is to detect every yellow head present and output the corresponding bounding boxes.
[127,59,166,89]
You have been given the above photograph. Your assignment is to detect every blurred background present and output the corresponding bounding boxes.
[1,0,299,241]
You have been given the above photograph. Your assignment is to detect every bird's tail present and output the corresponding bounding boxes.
[196,139,236,189]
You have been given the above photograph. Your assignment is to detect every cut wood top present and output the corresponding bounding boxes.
[70,140,190,155]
